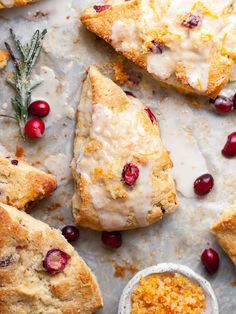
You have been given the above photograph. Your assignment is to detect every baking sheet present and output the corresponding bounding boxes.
[0,1,236,313]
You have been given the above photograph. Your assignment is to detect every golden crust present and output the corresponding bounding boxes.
[0,0,38,9]
[0,50,9,70]
[80,1,234,98]
[72,66,178,231]
[211,204,236,266]
[0,154,57,209]
[0,202,103,313]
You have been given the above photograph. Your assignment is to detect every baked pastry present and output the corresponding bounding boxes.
[211,204,236,266]
[0,153,57,209]
[0,0,38,9]
[80,0,236,98]
[0,50,9,69]
[71,66,178,231]
[0,202,103,313]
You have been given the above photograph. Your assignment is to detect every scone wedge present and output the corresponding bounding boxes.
[72,66,178,231]
[211,204,236,266]
[0,153,56,209]
[80,0,236,98]
[0,202,103,314]
[0,50,9,70]
[0,0,38,9]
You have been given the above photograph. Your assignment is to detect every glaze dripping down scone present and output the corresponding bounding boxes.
[0,0,38,9]
[0,203,103,314]
[0,153,57,209]
[80,0,236,98]
[0,51,9,69]
[211,204,236,266]
[71,67,178,231]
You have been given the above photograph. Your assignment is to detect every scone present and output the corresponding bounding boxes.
[71,66,178,231]
[211,204,236,266]
[0,0,38,9]
[80,0,236,98]
[0,202,103,313]
[0,153,57,209]
[0,50,9,69]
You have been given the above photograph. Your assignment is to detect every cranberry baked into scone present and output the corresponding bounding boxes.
[0,0,38,9]
[211,204,236,266]
[0,203,103,314]
[80,0,236,98]
[71,67,178,231]
[0,154,56,209]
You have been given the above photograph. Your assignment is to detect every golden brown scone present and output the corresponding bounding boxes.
[0,0,38,9]
[80,0,236,98]
[0,153,57,209]
[0,202,103,314]
[71,66,178,231]
[211,204,236,266]
[0,50,9,69]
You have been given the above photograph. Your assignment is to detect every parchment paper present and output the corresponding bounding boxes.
[0,1,236,313]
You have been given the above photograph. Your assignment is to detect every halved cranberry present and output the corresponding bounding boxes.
[24,118,45,139]
[194,174,214,196]
[102,231,122,249]
[201,248,219,274]
[222,132,236,158]
[145,107,157,123]
[11,159,18,165]
[182,15,201,29]
[122,163,139,186]
[43,249,70,275]
[210,95,233,113]
[62,225,80,242]
[29,100,50,117]
[124,90,136,97]
[151,40,164,54]
[93,5,111,12]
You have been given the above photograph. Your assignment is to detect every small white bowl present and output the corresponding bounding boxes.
[118,263,219,314]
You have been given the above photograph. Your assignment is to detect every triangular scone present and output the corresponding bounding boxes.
[0,51,9,70]
[0,203,103,314]
[211,204,236,266]
[0,153,57,209]
[0,0,38,9]
[80,0,235,98]
[71,67,178,231]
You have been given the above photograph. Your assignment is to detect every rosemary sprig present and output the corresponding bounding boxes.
[2,28,47,138]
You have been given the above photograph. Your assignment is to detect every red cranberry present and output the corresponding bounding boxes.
[201,248,219,274]
[122,163,139,186]
[222,132,236,158]
[182,15,201,29]
[194,174,214,196]
[24,118,45,139]
[62,225,80,242]
[210,95,233,113]
[151,40,164,54]
[11,159,18,165]
[145,107,157,123]
[101,231,122,249]
[29,100,50,117]
[93,5,111,12]
[43,249,70,275]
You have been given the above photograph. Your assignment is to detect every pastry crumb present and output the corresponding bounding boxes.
[114,264,139,278]
[15,146,25,158]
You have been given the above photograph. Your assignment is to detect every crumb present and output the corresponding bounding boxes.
[33,11,49,18]
[230,281,236,286]
[47,203,61,211]
[15,146,25,158]
[51,215,65,222]
[114,264,139,278]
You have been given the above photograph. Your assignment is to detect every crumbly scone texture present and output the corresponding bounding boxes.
[211,204,236,266]
[0,153,57,209]
[0,0,38,9]
[71,66,178,231]
[0,202,103,314]
[0,50,9,69]
[80,0,235,98]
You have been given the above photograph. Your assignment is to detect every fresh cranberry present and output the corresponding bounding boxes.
[122,163,139,186]
[11,159,18,165]
[124,90,136,97]
[93,5,111,12]
[233,93,236,109]
[182,15,201,29]
[194,174,214,196]
[62,225,80,242]
[222,132,236,158]
[210,95,233,113]
[145,107,157,123]
[24,118,45,139]
[201,248,219,274]
[43,249,70,275]
[151,40,164,54]
[101,231,122,249]
[29,100,50,117]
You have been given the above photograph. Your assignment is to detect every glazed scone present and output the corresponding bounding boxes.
[80,0,236,98]
[0,50,9,69]
[0,0,38,9]
[0,202,103,314]
[0,153,57,209]
[211,204,236,266]
[71,66,178,231]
